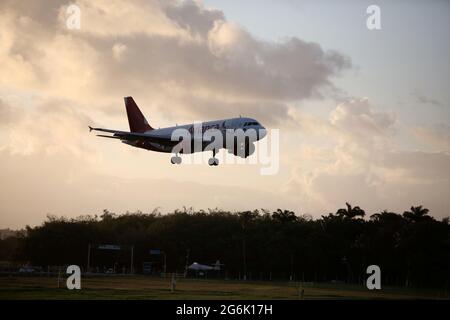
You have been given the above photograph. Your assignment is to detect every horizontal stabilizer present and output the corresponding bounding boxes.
[96,134,121,139]
[89,125,176,145]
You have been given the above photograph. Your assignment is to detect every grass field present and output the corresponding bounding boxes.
[0,275,448,300]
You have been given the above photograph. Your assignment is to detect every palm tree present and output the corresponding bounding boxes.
[272,209,297,223]
[336,202,365,219]
[370,210,403,223]
[403,205,432,223]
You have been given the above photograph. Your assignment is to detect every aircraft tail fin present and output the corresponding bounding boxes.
[124,96,153,133]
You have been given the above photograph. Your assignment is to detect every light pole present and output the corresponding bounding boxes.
[242,237,247,281]
[87,243,91,273]
[130,245,134,274]
[163,251,167,276]
[185,249,190,276]
[290,253,294,281]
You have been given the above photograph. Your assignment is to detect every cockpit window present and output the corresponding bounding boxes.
[244,121,259,126]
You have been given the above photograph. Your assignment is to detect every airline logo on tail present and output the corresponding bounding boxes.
[124,97,153,133]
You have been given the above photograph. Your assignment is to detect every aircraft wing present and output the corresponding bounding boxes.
[88,126,177,145]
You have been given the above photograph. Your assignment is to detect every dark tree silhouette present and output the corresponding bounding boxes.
[336,202,365,219]
[1,205,449,289]
[403,205,433,223]
[272,209,297,223]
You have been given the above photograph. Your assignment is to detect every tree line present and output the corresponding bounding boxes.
[1,204,449,288]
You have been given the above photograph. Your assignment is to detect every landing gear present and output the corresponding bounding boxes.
[170,155,182,165]
[208,158,219,166]
[209,149,219,166]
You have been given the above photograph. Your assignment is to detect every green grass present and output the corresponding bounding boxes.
[0,276,448,300]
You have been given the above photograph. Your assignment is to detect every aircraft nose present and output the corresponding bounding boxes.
[258,126,267,139]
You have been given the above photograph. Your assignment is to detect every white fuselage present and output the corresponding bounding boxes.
[125,117,266,153]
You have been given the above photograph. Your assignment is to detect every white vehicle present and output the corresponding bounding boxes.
[105,268,115,274]
[19,266,35,273]
[89,97,267,166]
[187,262,214,271]
[187,261,222,271]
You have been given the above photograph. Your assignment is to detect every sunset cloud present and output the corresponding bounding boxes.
[284,98,450,216]
[0,0,350,121]
[0,0,448,228]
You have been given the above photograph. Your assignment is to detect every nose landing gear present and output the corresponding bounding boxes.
[209,149,219,166]
[208,158,219,166]
[170,154,182,164]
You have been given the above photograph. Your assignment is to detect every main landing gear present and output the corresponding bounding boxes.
[208,149,219,166]
[170,151,219,166]
[170,154,182,165]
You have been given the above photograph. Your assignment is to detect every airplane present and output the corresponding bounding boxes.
[187,262,215,271]
[187,262,222,271]
[89,97,267,166]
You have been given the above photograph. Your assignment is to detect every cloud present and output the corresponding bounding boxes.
[1,0,447,227]
[283,98,450,218]
[166,0,225,38]
[0,99,18,125]
[330,98,396,145]
[382,151,450,182]
[0,0,351,124]
[0,149,296,228]
[151,93,296,127]
[0,97,97,160]
[412,92,444,107]
[413,124,450,151]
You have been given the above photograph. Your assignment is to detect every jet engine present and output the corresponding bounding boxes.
[228,137,256,158]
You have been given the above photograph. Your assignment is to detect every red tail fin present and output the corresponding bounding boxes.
[124,97,153,133]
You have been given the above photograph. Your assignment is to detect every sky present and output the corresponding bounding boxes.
[0,0,449,228]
